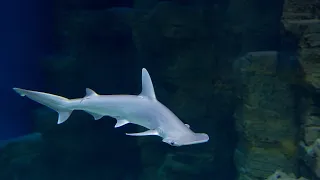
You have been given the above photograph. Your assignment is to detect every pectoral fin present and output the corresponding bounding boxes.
[58,111,72,124]
[126,129,159,136]
[115,119,130,128]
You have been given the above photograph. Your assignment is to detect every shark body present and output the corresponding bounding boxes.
[13,68,209,146]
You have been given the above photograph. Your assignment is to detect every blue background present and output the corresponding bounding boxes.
[0,0,53,140]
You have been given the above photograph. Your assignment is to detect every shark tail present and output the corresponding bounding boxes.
[13,88,73,124]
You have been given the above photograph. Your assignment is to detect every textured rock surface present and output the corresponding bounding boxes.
[282,0,320,92]
[281,0,320,178]
[300,139,320,178]
[266,170,308,180]
[0,134,45,180]
[157,151,215,180]
[233,51,298,179]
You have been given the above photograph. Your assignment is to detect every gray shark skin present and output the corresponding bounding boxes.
[13,68,209,146]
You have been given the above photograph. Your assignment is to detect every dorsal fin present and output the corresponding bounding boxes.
[139,68,156,100]
[85,88,99,97]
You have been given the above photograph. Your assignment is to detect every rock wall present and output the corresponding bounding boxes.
[282,0,320,178]
[233,51,298,179]
[267,170,308,180]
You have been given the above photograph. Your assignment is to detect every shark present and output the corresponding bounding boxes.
[13,68,209,146]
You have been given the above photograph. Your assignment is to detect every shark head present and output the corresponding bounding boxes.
[162,133,209,147]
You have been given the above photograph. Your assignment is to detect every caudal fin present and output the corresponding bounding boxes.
[13,88,73,124]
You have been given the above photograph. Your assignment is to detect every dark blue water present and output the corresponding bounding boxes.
[0,0,53,140]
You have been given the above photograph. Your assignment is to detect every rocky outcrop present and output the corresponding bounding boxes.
[228,5,299,178]
[233,51,298,179]
[267,170,308,180]
[300,138,320,178]
[0,134,45,180]
[281,0,320,178]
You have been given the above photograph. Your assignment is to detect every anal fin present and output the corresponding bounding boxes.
[126,129,159,136]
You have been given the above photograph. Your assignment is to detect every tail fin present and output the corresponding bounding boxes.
[13,88,72,124]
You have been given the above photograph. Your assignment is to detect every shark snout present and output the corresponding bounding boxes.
[200,133,209,141]
[163,133,209,147]
[191,133,209,144]
[178,133,209,146]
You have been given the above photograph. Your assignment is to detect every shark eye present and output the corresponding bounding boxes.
[169,141,177,146]
[163,138,178,146]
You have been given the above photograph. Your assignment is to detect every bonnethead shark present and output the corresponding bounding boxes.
[13,68,209,146]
